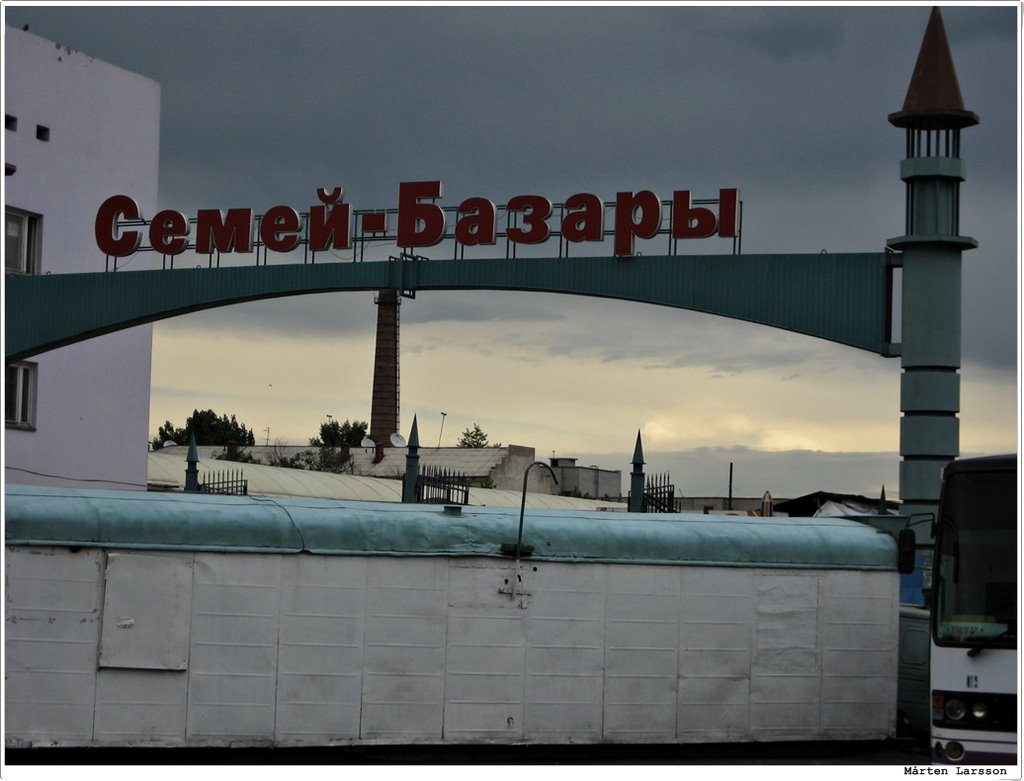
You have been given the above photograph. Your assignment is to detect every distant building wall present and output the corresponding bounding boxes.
[213,443,560,494]
[4,27,160,490]
[675,496,786,514]
[553,461,622,500]
[491,445,556,494]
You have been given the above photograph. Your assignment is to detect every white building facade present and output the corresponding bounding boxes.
[4,26,160,490]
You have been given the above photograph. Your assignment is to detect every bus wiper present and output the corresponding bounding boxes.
[966,627,1011,657]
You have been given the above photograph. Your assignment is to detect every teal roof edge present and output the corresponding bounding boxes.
[4,486,898,570]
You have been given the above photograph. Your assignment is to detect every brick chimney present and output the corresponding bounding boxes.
[369,288,400,444]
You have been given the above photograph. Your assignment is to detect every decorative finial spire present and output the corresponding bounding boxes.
[184,433,199,493]
[402,414,420,503]
[889,7,978,129]
[631,429,645,467]
[628,430,646,513]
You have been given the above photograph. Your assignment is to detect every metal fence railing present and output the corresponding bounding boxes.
[643,472,678,513]
[417,465,470,506]
[199,469,248,496]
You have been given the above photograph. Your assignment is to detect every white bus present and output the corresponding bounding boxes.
[930,454,1017,765]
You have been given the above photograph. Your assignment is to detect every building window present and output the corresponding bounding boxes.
[5,208,39,275]
[35,124,49,142]
[5,362,37,429]
[4,114,16,131]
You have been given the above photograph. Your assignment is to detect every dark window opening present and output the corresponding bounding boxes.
[5,208,40,275]
[5,362,37,429]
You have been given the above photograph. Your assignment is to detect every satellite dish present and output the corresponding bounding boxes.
[360,437,375,448]
[390,432,407,447]
[163,440,178,448]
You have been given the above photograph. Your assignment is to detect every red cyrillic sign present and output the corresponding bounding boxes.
[95,181,739,258]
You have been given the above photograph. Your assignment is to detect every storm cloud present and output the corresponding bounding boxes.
[7,4,1017,495]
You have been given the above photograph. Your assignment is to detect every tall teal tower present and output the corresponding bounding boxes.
[888,7,978,525]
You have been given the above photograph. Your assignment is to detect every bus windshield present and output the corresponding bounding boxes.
[933,468,1017,648]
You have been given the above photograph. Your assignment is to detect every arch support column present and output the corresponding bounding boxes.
[887,6,979,524]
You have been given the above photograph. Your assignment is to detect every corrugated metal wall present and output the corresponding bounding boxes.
[7,252,890,363]
[5,547,898,748]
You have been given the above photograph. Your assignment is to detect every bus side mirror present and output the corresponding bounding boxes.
[897,528,916,574]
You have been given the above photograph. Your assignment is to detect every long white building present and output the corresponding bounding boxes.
[4,25,160,490]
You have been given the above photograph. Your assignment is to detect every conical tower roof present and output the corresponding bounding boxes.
[631,429,645,467]
[407,414,420,448]
[889,7,978,129]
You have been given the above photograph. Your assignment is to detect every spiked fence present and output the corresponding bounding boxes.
[199,469,249,496]
[417,465,470,505]
[643,472,678,513]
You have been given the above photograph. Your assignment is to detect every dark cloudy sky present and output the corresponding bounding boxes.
[6,3,1018,498]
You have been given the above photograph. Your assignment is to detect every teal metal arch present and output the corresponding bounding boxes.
[4,252,894,363]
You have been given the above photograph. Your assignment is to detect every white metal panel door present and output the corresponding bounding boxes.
[275,555,367,744]
[361,556,448,741]
[677,567,755,741]
[750,572,822,739]
[604,564,680,741]
[99,552,192,669]
[820,570,898,736]
[186,553,282,743]
[94,552,193,745]
[524,563,606,741]
[4,547,104,746]
[444,560,526,742]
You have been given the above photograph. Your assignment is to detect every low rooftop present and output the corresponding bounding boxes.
[149,448,625,511]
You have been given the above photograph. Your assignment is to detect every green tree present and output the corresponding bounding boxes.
[258,440,349,473]
[262,442,308,470]
[309,418,369,448]
[456,423,500,448]
[152,409,256,450]
[297,446,353,474]
[292,417,368,474]
[213,447,259,463]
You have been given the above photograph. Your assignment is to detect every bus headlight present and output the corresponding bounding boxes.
[970,701,988,720]
[944,698,967,721]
